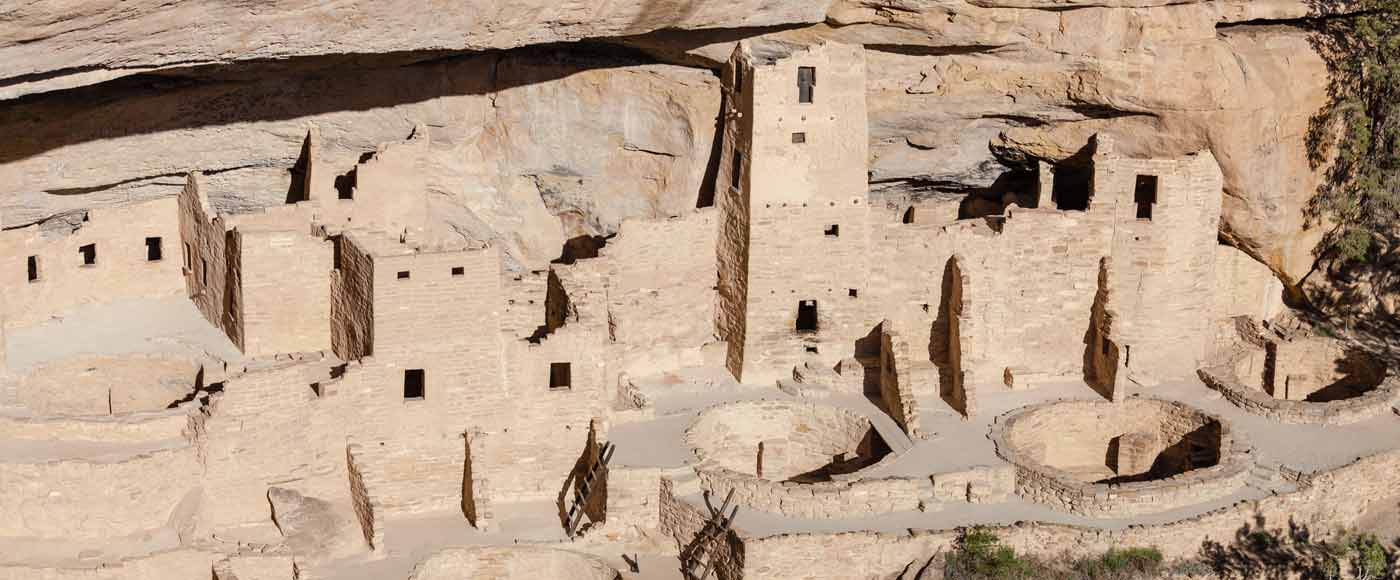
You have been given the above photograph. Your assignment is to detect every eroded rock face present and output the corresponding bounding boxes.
[0,0,1373,308]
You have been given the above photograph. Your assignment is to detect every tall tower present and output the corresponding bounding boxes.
[714,39,873,382]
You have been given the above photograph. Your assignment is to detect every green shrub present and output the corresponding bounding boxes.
[1074,547,1164,579]
[944,527,1035,580]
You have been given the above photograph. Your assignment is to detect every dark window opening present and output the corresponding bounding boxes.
[549,362,572,390]
[397,270,410,280]
[1051,165,1093,211]
[796,300,818,333]
[183,242,192,269]
[902,207,915,224]
[792,132,806,144]
[734,65,743,92]
[805,346,819,354]
[451,266,465,276]
[79,244,97,266]
[824,224,840,237]
[797,66,816,104]
[730,150,743,190]
[1134,175,1158,220]
[848,289,858,298]
[331,236,343,270]
[1101,338,1110,356]
[201,259,208,286]
[145,237,163,261]
[26,256,39,282]
[403,369,425,400]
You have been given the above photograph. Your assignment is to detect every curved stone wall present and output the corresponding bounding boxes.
[686,400,921,518]
[407,547,620,580]
[992,398,1251,517]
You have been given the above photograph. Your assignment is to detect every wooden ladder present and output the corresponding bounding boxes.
[564,441,615,537]
[682,489,739,580]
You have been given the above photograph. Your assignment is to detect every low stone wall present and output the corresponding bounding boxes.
[0,403,196,443]
[407,546,620,580]
[1200,358,1400,426]
[737,449,1400,580]
[992,398,1252,518]
[5,354,199,417]
[0,550,220,580]
[929,465,1016,504]
[0,445,202,539]
[695,467,925,519]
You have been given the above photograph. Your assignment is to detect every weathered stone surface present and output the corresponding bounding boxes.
[0,0,830,99]
[267,487,364,564]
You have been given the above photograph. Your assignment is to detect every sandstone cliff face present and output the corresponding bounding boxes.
[0,0,1370,307]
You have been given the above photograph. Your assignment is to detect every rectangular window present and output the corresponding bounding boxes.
[397,270,411,280]
[1134,175,1158,221]
[792,132,806,144]
[403,369,425,400]
[183,242,192,269]
[549,362,572,391]
[730,150,743,190]
[145,237,163,261]
[201,259,207,285]
[451,266,465,276]
[824,224,839,237]
[797,66,816,103]
[734,64,743,93]
[796,300,818,332]
[331,235,343,270]
[26,256,39,282]
[79,244,97,266]
[848,288,858,298]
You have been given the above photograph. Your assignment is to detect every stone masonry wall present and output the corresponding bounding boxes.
[235,227,332,356]
[0,195,182,328]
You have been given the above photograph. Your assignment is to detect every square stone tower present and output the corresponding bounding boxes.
[714,39,874,382]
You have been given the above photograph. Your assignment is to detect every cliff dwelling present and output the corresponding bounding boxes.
[2,13,1400,580]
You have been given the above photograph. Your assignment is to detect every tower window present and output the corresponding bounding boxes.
[848,289,858,298]
[549,362,572,390]
[797,67,816,104]
[730,150,743,190]
[145,237,163,261]
[796,300,818,333]
[26,256,39,282]
[403,369,425,400]
[183,242,192,269]
[79,244,97,266]
[734,65,743,93]
[902,207,915,224]
[452,266,465,276]
[397,270,410,280]
[824,224,840,237]
[792,132,806,144]
[1134,175,1158,221]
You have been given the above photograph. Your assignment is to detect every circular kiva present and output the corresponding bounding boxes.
[686,400,921,519]
[10,354,201,417]
[992,398,1252,518]
[1199,335,1396,425]
[407,547,621,580]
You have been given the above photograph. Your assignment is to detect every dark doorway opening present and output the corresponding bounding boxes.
[550,362,572,390]
[79,243,97,266]
[824,224,840,237]
[1134,175,1158,220]
[403,369,425,400]
[145,237,163,261]
[797,66,816,103]
[1051,165,1093,211]
[26,256,39,282]
[796,300,818,333]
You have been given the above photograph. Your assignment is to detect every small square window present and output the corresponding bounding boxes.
[451,266,465,276]
[824,225,839,237]
[792,132,806,144]
[549,362,572,391]
[26,256,39,282]
[397,270,410,280]
[145,237,163,261]
[848,289,858,298]
[403,369,425,400]
[805,346,819,354]
[79,244,97,266]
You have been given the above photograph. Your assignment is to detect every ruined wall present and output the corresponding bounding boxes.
[878,322,921,437]
[1100,143,1224,384]
[0,196,182,328]
[8,355,197,416]
[235,227,332,356]
[0,446,201,539]
[0,550,220,580]
[348,436,466,518]
[343,128,432,234]
[178,175,238,347]
[715,52,753,380]
[329,233,373,360]
[407,547,620,580]
[199,361,344,529]
[605,211,719,376]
